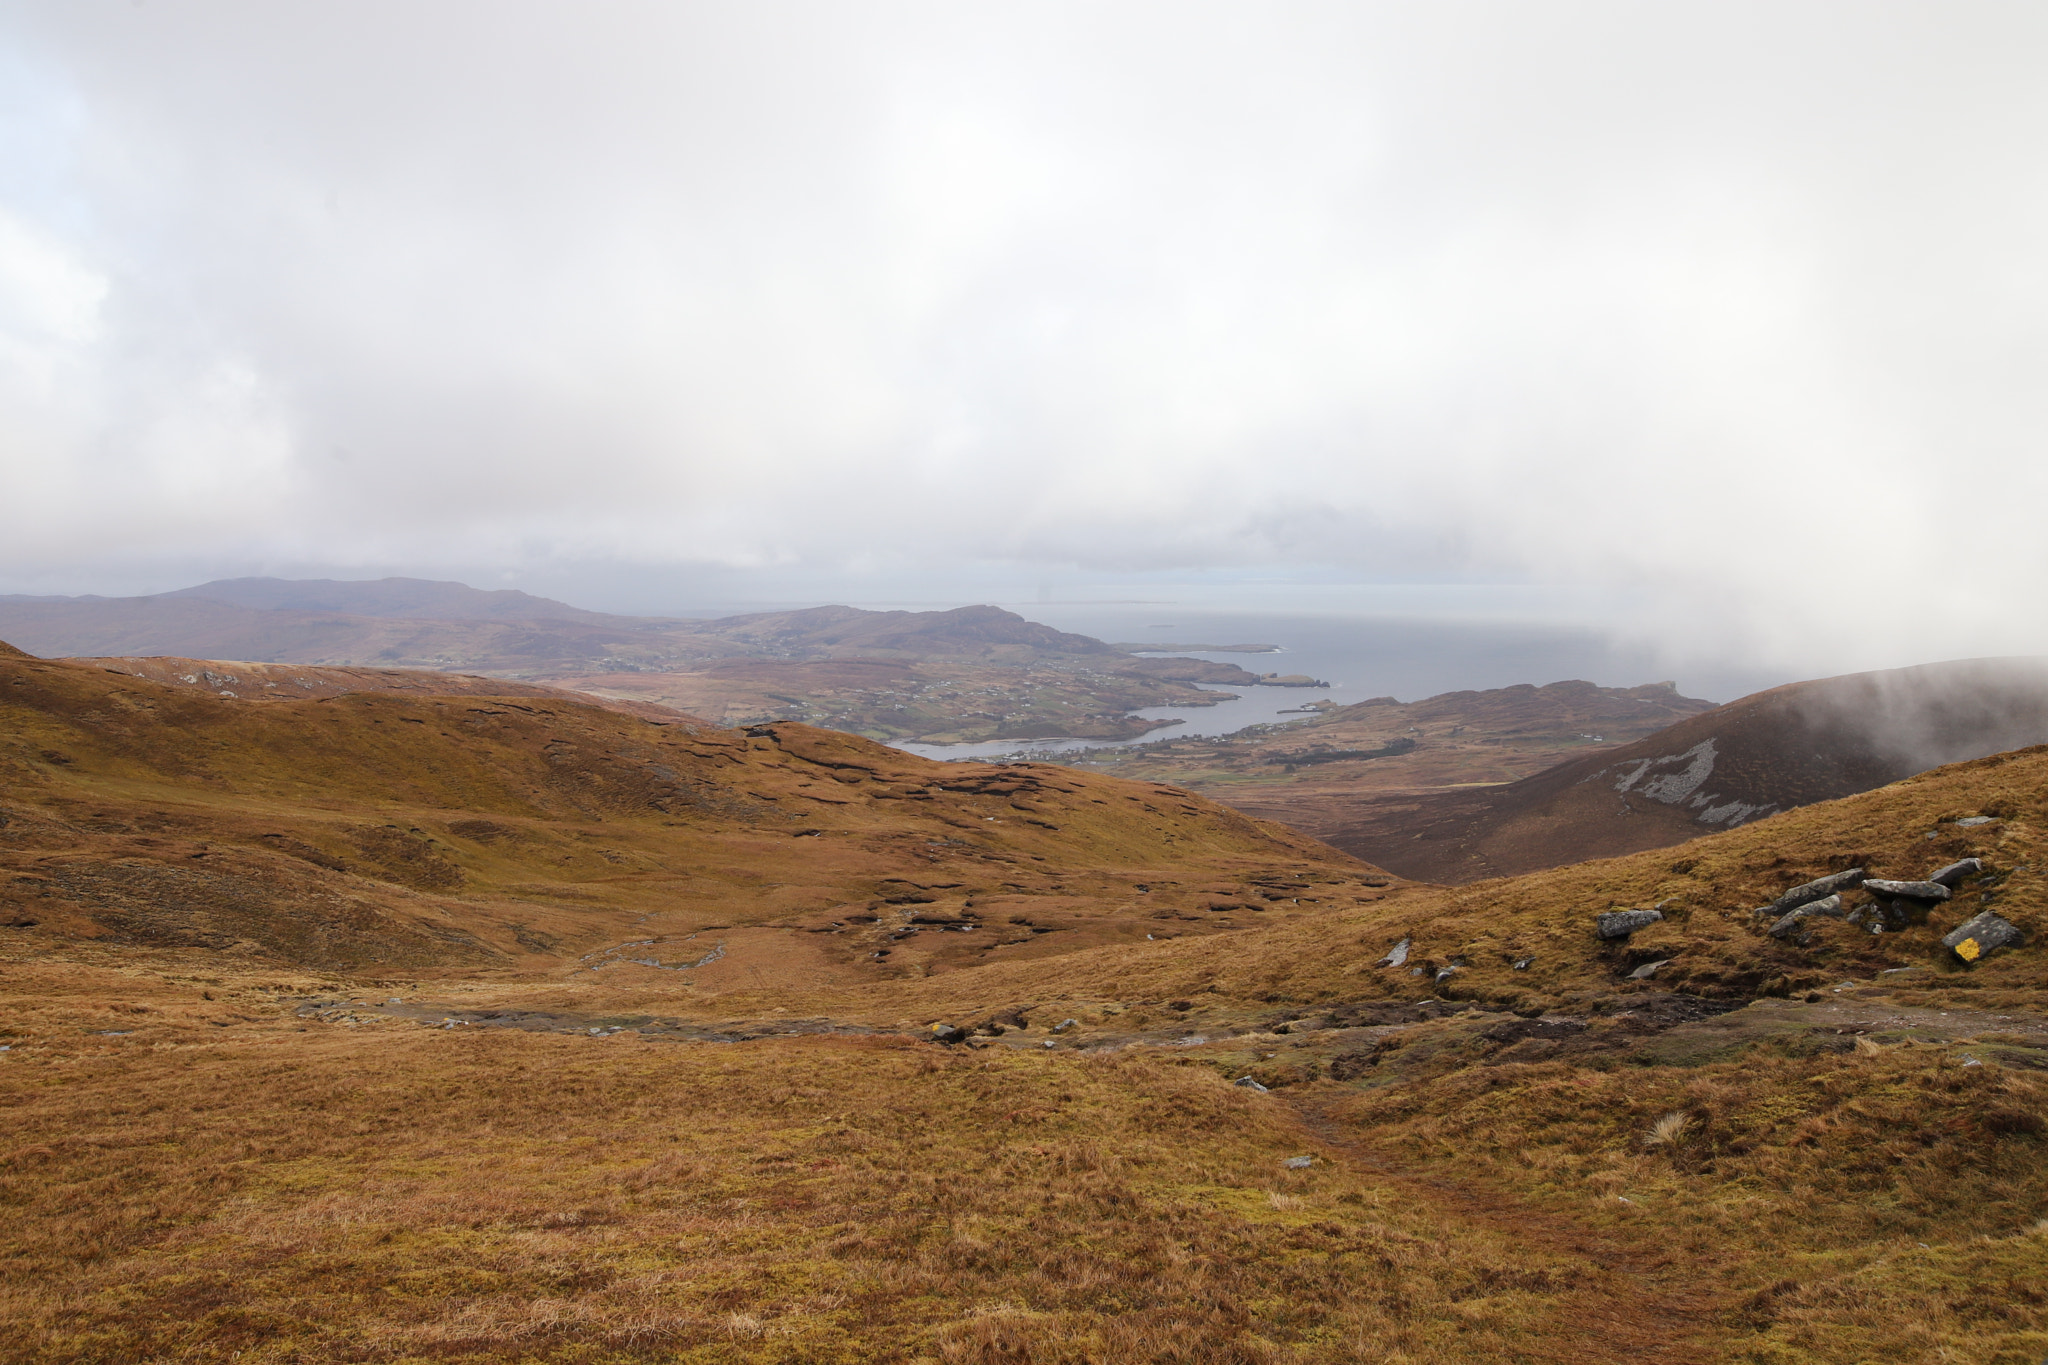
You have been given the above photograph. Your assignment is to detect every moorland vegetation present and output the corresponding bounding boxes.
[2,638,2045,1364]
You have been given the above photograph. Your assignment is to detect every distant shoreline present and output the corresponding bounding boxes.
[1114,642,1280,654]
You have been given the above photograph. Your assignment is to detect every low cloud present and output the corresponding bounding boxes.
[3,1,2045,674]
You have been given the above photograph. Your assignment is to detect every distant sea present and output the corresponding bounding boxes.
[890,605,1795,762]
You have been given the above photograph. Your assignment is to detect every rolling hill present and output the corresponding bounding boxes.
[0,640,1384,981]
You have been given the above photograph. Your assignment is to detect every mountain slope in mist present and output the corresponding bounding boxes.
[1321,657,2048,883]
[1072,678,1719,832]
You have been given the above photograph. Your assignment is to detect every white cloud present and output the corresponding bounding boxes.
[1,0,2045,674]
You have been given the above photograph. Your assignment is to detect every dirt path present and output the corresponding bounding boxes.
[1282,1087,1732,1365]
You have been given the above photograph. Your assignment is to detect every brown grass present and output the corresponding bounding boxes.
[0,1008,1675,1365]
[6,652,2048,1363]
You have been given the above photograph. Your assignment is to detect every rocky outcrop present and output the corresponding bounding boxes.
[1759,868,1868,918]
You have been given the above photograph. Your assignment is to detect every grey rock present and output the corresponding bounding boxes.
[1628,959,1672,980]
[1434,966,1460,984]
[1376,938,1411,968]
[929,1023,969,1045]
[1597,909,1663,940]
[1941,911,2024,964]
[1928,858,1985,887]
[1955,816,1996,827]
[1865,896,1925,930]
[1765,868,1866,915]
[1234,1076,1270,1092]
[1284,1155,1314,1169]
[1512,956,1534,970]
[1768,893,1846,938]
[1050,1018,1078,1034]
[1862,879,1951,903]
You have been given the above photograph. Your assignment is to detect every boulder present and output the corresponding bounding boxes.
[928,1023,968,1045]
[1597,909,1663,940]
[1376,938,1411,968]
[1861,879,1951,903]
[1050,1018,1078,1034]
[1283,1155,1314,1169]
[1954,816,1995,827]
[1761,868,1866,916]
[1768,893,1845,938]
[1234,1076,1270,1092]
[1941,912,2024,964]
[1627,959,1672,980]
[1928,858,1985,888]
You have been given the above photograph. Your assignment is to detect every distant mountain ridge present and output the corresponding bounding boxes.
[0,578,1254,743]
[0,579,1123,667]
[160,576,619,623]
[655,602,1121,661]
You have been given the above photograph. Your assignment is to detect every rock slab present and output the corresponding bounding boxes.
[1762,868,1866,916]
[1597,909,1663,940]
[1929,858,1985,887]
[1768,894,1845,938]
[1942,912,2024,964]
[1862,879,1952,903]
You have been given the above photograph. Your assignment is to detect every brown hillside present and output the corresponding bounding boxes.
[1319,657,2048,883]
[69,653,710,727]
[0,645,1388,980]
[3,639,2047,1361]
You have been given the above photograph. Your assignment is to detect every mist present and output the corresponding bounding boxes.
[4,1,2046,680]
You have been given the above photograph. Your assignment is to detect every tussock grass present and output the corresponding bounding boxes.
[1323,1041,2048,1361]
[1642,1112,1693,1147]
[2,1016,1651,1364]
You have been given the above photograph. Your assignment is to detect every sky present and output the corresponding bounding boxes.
[2,1,2046,678]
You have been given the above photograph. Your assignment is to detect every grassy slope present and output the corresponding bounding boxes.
[3,647,2046,1363]
[0,650,1385,988]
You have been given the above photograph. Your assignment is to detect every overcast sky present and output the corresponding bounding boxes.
[2,1,2045,673]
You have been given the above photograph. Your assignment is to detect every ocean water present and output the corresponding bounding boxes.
[889,606,1793,762]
